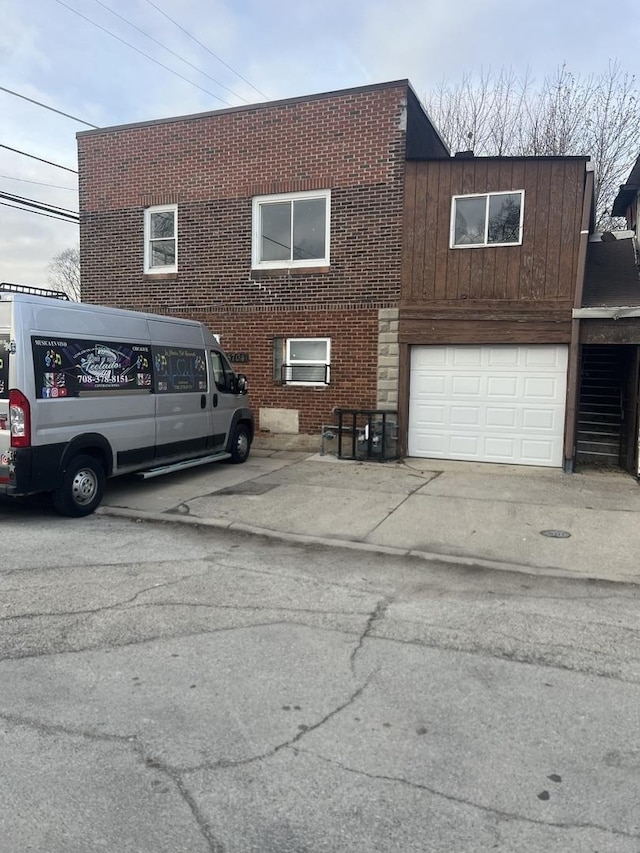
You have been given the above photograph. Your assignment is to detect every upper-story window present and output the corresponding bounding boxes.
[451,191,524,248]
[252,190,331,269]
[144,204,178,273]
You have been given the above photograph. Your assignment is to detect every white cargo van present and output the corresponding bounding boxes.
[0,284,253,516]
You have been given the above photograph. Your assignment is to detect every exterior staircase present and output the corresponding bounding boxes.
[576,346,623,467]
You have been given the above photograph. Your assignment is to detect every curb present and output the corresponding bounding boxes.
[97,505,635,587]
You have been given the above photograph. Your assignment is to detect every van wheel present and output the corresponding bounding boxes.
[229,424,250,464]
[53,455,105,517]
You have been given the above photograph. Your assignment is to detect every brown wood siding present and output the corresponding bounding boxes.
[399,320,572,345]
[401,158,586,310]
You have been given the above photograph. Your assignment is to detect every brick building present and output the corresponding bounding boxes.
[77,80,449,450]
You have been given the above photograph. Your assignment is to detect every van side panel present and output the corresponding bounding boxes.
[148,319,213,463]
[22,304,156,474]
[0,293,252,506]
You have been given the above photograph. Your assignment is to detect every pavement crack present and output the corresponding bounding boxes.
[296,749,640,840]
[0,712,224,853]
[0,619,301,661]
[363,628,640,684]
[175,672,377,775]
[350,595,392,673]
[0,574,203,624]
[364,474,435,538]
[0,556,205,579]
[152,763,225,853]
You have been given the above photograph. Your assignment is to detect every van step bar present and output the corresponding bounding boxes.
[137,452,231,479]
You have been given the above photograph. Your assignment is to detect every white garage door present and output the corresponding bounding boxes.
[409,345,568,467]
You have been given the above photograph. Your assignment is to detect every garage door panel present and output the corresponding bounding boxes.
[524,347,566,368]
[485,408,517,428]
[452,376,482,396]
[412,434,446,454]
[415,375,448,395]
[521,439,557,465]
[409,345,568,467]
[522,408,558,430]
[450,406,482,427]
[487,348,521,367]
[414,348,448,367]
[414,404,446,426]
[449,435,481,456]
[523,376,562,400]
[486,376,518,397]
[452,347,483,366]
[484,437,517,459]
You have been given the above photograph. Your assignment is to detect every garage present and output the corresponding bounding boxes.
[408,345,568,467]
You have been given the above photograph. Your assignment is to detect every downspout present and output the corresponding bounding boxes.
[564,164,594,473]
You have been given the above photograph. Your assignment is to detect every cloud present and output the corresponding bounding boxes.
[2,0,639,287]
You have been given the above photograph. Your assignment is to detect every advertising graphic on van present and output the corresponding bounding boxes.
[32,337,152,398]
[153,346,207,393]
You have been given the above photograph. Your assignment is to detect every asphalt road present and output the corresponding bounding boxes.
[1,501,640,852]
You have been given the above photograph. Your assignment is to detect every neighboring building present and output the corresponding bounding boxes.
[399,154,593,470]
[77,80,449,450]
[572,154,640,475]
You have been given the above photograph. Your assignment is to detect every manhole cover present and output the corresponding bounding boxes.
[539,529,571,539]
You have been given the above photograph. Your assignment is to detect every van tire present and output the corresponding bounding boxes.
[53,455,105,517]
[229,424,250,464]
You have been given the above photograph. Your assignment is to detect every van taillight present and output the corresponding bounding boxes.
[9,390,31,448]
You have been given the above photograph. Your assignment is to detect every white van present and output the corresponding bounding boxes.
[0,284,253,516]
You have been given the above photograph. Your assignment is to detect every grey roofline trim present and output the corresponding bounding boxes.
[76,79,413,138]
[612,185,639,217]
[589,230,635,242]
[612,153,640,216]
[573,307,640,318]
[407,154,590,163]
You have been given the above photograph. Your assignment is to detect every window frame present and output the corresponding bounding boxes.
[144,204,178,274]
[252,189,331,270]
[283,337,331,386]
[450,190,525,249]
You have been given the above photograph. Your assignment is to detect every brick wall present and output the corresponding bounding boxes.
[202,308,379,434]
[77,82,412,435]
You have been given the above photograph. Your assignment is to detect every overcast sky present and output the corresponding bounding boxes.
[1,0,639,289]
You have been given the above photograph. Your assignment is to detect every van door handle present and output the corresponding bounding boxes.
[201,394,206,409]
[212,393,218,408]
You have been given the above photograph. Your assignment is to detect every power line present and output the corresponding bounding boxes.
[0,175,77,191]
[53,0,234,107]
[0,144,78,174]
[0,191,79,216]
[0,201,79,224]
[91,0,248,102]
[143,0,269,100]
[0,85,98,129]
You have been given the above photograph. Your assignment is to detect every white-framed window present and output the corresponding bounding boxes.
[451,190,524,248]
[144,204,178,273]
[252,190,331,269]
[273,337,331,385]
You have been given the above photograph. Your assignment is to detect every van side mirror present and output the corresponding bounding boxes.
[236,374,248,394]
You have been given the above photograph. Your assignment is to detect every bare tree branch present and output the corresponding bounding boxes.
[425,63,640,228]
[47,246,80,301]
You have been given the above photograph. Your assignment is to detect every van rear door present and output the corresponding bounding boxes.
[0,305,12,484]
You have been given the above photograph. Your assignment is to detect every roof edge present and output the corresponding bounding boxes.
[77,79,412,138]
[407,154,590,163]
